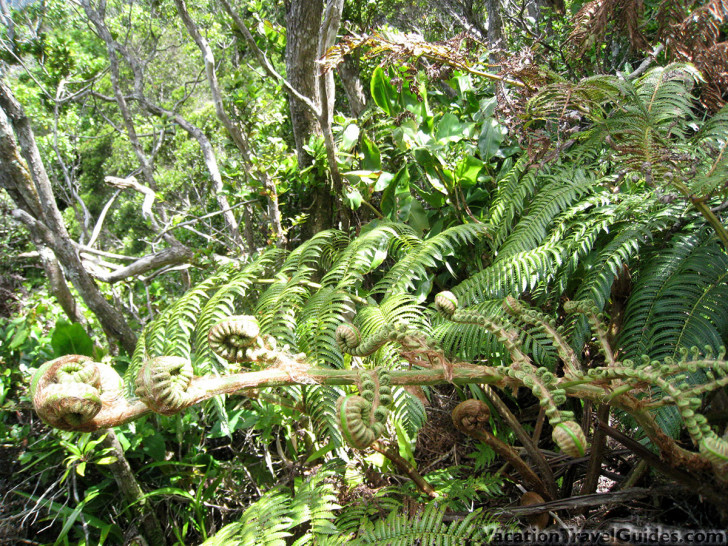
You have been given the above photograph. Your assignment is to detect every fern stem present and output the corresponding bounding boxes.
[371,442,438,499]
[479,385,558,499]
[671,180,728,250]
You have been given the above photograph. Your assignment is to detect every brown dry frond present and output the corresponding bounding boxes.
[568,0,649,55]
[317,29,526,88]
[657,0,728,110]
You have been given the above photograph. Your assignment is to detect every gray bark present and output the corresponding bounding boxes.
[285,0,324,168]
[338,55,367,118]
[0,82,138,354]
[174,0,282,246]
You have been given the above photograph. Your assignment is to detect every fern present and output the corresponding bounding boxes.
[202,469,341,546]
[619,228,728,361]
[496,169,599,260]
[486,156,540,250]
[354,502,489,545]
[372,223,487,296]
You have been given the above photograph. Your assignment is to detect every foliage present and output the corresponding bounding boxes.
[3,0,728,544]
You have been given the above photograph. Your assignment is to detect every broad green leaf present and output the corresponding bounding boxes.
[381,165,411,219]
[361,134,381,171]
[479,118,506,161]
[456,156,484,187]
[344,187,363,209]
[370,66,398,116]
[51,320,94,357]
[341,124,360,151]
[436,112,464,143]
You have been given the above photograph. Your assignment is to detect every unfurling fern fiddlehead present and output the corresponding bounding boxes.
[584,346,728,469]
[31,355,125,431]
[135,356,194,415]
[337,369,393,449]
[436,291,588,458]
[208,315,261,363]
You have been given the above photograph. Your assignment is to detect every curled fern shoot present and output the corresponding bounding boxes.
[504,296,581,377]
[31,355,126,431]
[136,356,194,415]
[552,421,588,458]
[208,315,261,363]
[337,369,393,450]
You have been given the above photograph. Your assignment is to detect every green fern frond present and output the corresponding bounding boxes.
[354,502,486,544]
[486,157,540,250]
[202,489,293,546]
[496,169,599,260]
[321,223,400,289]
[619,228,728,362]
[297,287,357,367]
[256,268,315,348]
[454,245,563,304]
[391,386,427,437]
[335,488,403,534]
[304,384,345,447]
[373,223,487,296]
[202,468,342,546]
[567,225,649,351]
[279,229,349,276]
[691,104,728,197]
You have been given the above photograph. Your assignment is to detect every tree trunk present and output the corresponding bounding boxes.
[338,55,367,118]
[99,429,167,545]
[285,0,324,168]
[0,82,138,354]
[486,0,504,47]
[37,245,86,324]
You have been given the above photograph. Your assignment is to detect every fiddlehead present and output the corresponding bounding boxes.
[552,421,588,458]
[451,398,491,434]
[335,323,400,357]
[208,316,261,363]
[436,292,587,456]
[135,356,194,415]
[337,369,392,449]
[31,355,124,431]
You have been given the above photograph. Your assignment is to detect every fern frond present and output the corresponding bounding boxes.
[297,287,357,367]
[305,384,346,447]
[373,223,488,296]
[256,268,315,348]
[496,169,598,260]
[486,157,540,250]
[202,489,293,546]
[619,228,728,362]
[433,300,559,367]
[454,245,563,304]
[390,386,427,437]
[279,229,349,276]
[355,502,486,544]
[321,223,400,289]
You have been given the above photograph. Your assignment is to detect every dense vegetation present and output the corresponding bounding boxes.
[1,0,728,544]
